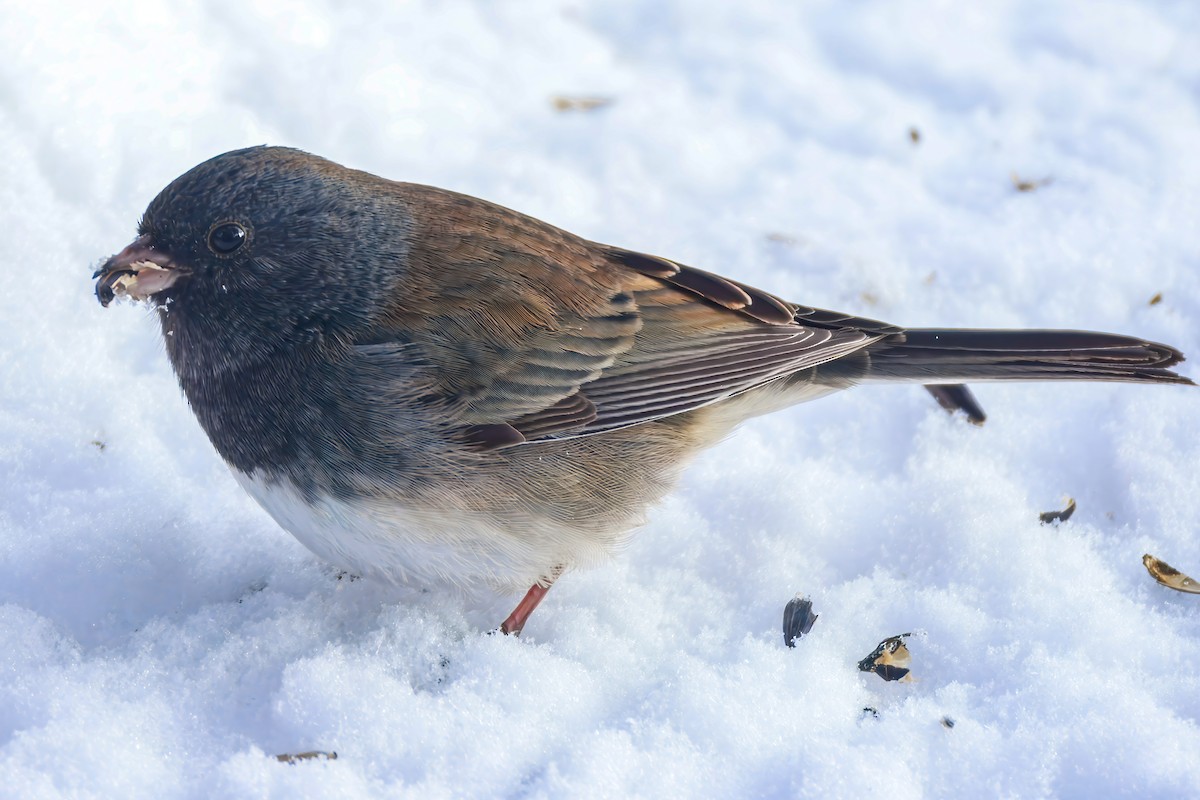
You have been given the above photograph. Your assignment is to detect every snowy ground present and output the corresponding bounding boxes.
[3,1,1200,797]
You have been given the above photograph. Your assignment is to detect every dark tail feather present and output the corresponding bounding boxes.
[867,329,1193,386]
[924,384,988,424]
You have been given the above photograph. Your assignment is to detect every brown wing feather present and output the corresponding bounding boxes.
[357,186,884,447]
[368,186,640,429]
[607,248,796,324]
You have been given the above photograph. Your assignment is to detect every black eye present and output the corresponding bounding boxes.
[208,222,247,255]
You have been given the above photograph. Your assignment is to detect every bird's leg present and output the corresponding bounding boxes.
[499,567,563,636]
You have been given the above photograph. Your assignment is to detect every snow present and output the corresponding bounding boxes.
[3,0,1199,796]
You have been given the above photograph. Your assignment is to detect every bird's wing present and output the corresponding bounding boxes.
[358,186,892,447]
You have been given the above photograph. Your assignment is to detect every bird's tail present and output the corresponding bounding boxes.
[864,329,1192,386]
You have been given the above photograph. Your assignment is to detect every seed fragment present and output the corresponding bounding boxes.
[1039,497,1076,525]
[551,96,614,112]
[276,751,337,764]
[783,595,818,647]
[858,633,913,682]
[1143,554,1200,595]
[1011,172,1053,192]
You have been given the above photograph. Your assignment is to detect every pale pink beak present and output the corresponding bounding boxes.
[94,234,185,307]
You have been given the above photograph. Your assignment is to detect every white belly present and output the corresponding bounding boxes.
[231,470,608,590]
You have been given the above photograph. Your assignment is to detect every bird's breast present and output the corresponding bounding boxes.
[230,468,601,590]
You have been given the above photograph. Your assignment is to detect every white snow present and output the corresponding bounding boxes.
[3,0,1199,797]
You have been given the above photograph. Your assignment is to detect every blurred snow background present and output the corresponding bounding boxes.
[2,0,1199,796]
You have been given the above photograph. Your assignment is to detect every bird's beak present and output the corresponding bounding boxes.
[94,234,185,307]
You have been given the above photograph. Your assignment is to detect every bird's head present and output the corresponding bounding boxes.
[94,146,410,346]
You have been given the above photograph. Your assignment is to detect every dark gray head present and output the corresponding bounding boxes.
[95,146,412,373]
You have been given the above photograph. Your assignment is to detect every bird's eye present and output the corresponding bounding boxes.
[208,222,248,255]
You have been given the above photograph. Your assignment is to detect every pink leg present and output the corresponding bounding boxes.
[499,569,562,636]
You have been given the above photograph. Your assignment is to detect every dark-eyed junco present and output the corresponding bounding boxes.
[95,146,1190,635]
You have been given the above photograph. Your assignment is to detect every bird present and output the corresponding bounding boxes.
[94,146,1191,635]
